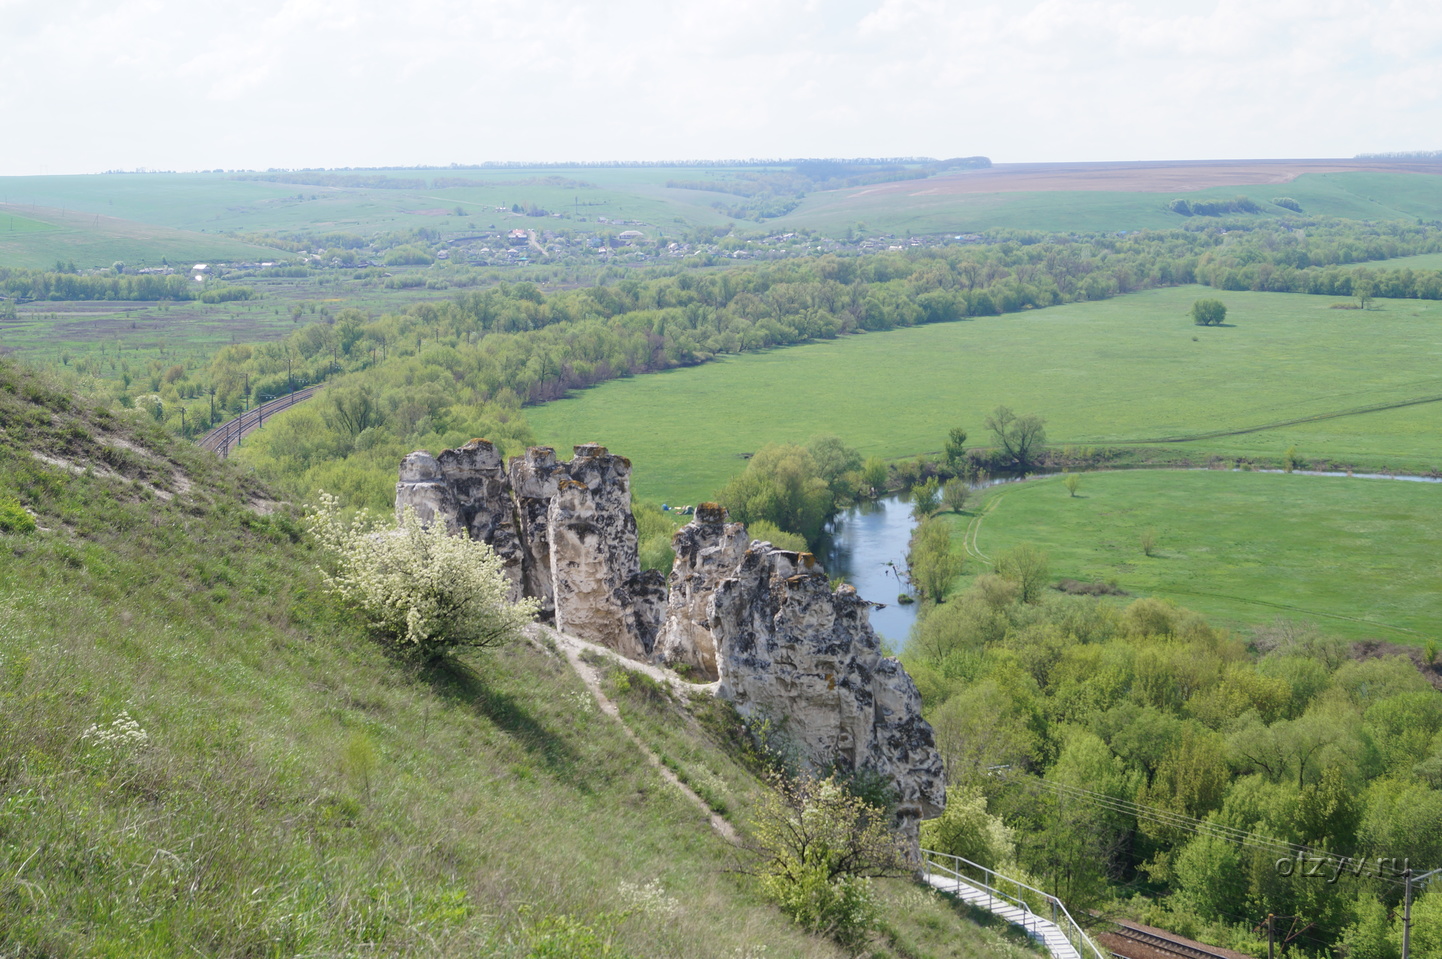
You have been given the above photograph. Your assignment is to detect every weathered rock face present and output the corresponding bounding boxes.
[653,503,750,680]
[710,542,946,842]
[397,443,945,840]
[397,441,662,658]
[436,439,525,600]
[548,445,665,659]
[395,452,462,531]
[508,447,567,618]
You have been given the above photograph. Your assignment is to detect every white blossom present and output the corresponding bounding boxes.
[82,711,149,752]
[306,492,538,656]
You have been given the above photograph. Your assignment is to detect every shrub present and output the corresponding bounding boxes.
[994,543,1050,604]
[306,492,538,659]
[0,496,36,534]
[910,477,941,520]
[750,773,908,953]
[745,520,809,553]
[942,478,969,513]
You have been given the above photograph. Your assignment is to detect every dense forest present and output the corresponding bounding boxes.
[905,576,1442,958]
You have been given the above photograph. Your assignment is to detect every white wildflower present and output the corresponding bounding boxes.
[82,711,149,752]
[306,492,538,657]
[617,879,679,919]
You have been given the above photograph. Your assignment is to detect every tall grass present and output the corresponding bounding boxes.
[0,356,1010,956]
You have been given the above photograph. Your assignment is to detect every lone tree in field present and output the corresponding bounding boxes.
[984,406,1047,473]
[1191,299,1227,326]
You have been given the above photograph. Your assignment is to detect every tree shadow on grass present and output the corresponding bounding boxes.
[421,655,590,791]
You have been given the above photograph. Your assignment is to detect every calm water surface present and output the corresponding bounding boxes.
[819,495,918,650]
[815,468,1440,652]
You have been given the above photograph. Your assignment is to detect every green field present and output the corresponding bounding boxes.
[528,285,1442,504]
[955,469,1442,642]
[0,201,286,269]
[0,273,459,377]
[5,165,1442,267]
[773,171,1442,235]
[0,211,56,235]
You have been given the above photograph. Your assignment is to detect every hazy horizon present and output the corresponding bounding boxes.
[3,0,1439,178]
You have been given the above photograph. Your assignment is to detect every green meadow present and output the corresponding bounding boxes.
[953,469,1442,642]
[0,202,284,269]
[528,285,1442,505]
[773,170,1442,235]
[0,167,741,244]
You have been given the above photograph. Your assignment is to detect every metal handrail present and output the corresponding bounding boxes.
[921,848,1108,959]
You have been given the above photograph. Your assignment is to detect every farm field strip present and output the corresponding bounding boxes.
[4,162,1442,260]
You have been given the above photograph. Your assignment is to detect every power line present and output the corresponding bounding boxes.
[994,768,1413,889]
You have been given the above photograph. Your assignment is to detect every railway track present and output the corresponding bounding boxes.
[1098,920,1253,959]
[196,387,320,457]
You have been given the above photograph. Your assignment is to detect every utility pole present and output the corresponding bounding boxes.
[1402,867,1441,959]
[1405,870,1412,959]
[1266,914,1274,959]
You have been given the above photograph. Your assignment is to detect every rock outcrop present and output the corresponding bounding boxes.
[548,445,665,659]
[396,441,663,658]
[652,502,750,680]
[436,439,525,600]
[396,445,945,839]
[395,451,462,532]
[508,446,567,618]
[708,540,946,844]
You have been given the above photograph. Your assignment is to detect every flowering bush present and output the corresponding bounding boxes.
[306,492,538,659]
[749,773,907,954]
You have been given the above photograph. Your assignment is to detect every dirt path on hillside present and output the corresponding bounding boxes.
[532,625,738,843]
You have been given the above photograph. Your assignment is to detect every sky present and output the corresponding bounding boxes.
[2,0,1440,176]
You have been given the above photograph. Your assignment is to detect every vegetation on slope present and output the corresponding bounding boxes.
[904,576,1442,957]
[0,356,1020,958]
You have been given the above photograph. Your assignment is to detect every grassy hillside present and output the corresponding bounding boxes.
[0,202,286,270]
[528,285,1442,505]
[952,469,1442,642]
[0,357,1017,957]
[7,165,1441,268]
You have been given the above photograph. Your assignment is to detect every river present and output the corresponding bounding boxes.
[816,467,1441,652]
[819,494,919,650]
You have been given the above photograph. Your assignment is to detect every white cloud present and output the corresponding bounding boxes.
[0,0,1439,173]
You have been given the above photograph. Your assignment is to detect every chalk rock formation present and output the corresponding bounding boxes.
[653,502,750,680]
[436,439,525,599]
[548,444,665,659]
[397,443,945,841]
[395,452,462,531]
[710,542,946,842]
[509,446,567,618]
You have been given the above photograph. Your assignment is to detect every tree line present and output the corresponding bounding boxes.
[905,578,1442,958]
[127,218,1442,506]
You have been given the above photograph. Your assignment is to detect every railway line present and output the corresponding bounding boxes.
[196,386,320,457]
[1098,920,1255,959]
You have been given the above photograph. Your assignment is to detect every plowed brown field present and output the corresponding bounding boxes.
[851,158,1442,197]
